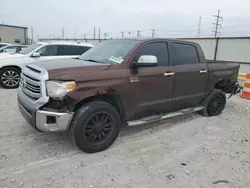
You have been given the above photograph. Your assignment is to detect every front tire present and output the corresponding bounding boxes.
[70,101,121,153]
[200,89,226,117]
[0,67,21,89]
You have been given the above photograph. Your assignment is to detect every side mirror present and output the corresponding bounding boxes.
[130,55,158,68]
[32,52,40,58]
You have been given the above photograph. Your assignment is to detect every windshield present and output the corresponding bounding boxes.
[78,39,140,64]
[19,44,42,54]
[0,46,7,51]
[0,44,8,48]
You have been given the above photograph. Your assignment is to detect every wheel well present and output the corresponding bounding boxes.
[0,65,21,72]
[213,79,236,93]
[74,94,126,120]
[214,79,230,90]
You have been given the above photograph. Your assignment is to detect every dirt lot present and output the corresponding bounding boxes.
[0,88,250,188]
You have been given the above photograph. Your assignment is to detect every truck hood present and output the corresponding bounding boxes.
[31,58,111,79]
[0,53,27,60]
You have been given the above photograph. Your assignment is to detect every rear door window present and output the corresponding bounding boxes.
[135,42,169,66]
[57,45,91,56]
[173,43,199,65]
[37,45,58,56]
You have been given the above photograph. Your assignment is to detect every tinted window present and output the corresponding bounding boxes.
[57,45,91,56]
[135,42,169,66]
[37,45,58,56]
[173,43,199,65]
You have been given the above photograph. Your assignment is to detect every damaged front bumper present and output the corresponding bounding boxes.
[18,87,74,133]
[18,100,74,132]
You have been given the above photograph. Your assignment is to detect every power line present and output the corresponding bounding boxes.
[212,10,223,37]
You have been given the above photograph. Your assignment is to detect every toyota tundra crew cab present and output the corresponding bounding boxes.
[17,38,241,153]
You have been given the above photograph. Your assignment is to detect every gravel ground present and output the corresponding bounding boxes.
[0,88,250,188]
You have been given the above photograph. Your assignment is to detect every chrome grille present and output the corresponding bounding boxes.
[20,73,41,100]
[18,64,49,110]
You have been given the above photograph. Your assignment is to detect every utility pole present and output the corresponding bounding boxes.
[121,32,124,38]
[62,28,64,39]
[137,30,141,37]
[151,29,155,37]
[31,26,34,44]
[104,33,108,39]
[93,27,96,39]
[212,10,223,38]
[197,16,202,37]
[98,28,101,39]
[84,34,87,39]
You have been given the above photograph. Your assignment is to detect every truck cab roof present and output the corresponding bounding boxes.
[113,37,197,44]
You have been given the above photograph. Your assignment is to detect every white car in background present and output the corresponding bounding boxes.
[0,42,94,89]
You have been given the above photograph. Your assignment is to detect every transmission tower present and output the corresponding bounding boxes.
[212,10,223,37]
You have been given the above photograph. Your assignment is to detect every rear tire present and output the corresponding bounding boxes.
[0,67,21,89]
[200,89,226,117]
[70,101,121,153]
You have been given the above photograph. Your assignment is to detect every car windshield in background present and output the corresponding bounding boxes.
[0,44,8,48]
[0,46,7,51]
[78,39,140,64]
[19,44,42,54]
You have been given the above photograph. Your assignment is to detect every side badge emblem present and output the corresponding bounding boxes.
[130,77,139,83]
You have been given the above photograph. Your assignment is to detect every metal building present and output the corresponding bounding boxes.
[0,24,28,44]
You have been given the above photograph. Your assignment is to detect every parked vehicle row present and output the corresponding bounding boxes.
[0,42,94,88]
[17,38,242,153]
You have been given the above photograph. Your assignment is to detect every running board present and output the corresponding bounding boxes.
[127,106,204,127]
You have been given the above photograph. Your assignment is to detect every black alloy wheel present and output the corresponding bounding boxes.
[70,101,121,153]
[207,94,226,116]
[200,89,226,117]
[84,112,115,144]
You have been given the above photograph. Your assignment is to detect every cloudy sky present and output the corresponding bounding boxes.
[1,0,250,39]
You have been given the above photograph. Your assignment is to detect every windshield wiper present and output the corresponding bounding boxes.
[83,59,99,63]
[82,58,109,64]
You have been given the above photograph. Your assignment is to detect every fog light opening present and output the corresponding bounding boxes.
[46,116,56,124]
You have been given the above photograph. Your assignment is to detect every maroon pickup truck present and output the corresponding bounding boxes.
[17,38,241,153]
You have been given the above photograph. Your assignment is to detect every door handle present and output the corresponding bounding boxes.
[164,72,175,77]
[200,69,208,74]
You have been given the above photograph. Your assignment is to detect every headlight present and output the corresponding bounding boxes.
[46,80,76,98]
